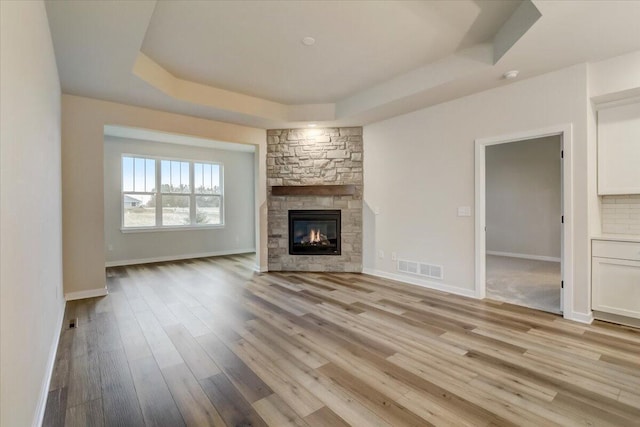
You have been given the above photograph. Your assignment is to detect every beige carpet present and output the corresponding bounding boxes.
[486,255,561,314]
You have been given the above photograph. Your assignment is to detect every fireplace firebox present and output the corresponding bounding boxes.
[288,210,341,255]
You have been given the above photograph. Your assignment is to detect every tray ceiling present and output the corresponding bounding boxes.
[45,0,640,128]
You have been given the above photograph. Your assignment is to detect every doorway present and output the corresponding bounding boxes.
[485,136,562,313]
[475,125,574,317]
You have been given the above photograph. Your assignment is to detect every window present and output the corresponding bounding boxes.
[122,156,156,227]
[194,162,222,225]
[121,155,223,230]
[160,160,190,226]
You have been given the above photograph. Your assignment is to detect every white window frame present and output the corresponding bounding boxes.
[121,154,224,232]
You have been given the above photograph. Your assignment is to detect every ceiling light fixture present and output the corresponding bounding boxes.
[308,123,317,127]
[503,70,519,80]
[302,36,316,46]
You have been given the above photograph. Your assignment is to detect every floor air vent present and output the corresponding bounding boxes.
[398,259,443,280]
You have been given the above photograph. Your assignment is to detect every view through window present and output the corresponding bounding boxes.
[122,156,222,229]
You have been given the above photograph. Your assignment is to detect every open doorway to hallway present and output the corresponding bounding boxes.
[484,136,562,314]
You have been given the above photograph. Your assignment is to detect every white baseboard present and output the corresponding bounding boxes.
[362,268,476,299]
[487,250,561,263]
[593,310,640,328]
[33,300,66,427]
[253,264,268,273]
[65,287,108,301]
[105,248,256,267]
[564,310,594,324]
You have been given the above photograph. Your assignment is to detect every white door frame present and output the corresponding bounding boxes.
[475,124,574,318]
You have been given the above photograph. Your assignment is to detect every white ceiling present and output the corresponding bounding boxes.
[141,1,520,104]
[45,0,640,129]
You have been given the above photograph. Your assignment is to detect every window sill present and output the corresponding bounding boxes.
[121,224,225,234]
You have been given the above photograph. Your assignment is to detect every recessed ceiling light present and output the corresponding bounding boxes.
[503,70,519,80]
[302,36,316,46]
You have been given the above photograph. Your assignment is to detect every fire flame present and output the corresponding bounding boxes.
[309,229,321,243]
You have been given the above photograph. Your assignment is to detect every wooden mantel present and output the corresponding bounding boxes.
[271,185,356,196]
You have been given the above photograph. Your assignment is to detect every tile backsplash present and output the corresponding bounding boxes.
[601,195,640,235]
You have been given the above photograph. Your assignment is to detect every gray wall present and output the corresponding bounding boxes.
[486,136,562,259]
[104,136,255,264]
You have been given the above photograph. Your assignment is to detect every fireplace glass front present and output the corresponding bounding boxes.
[288,210,341,255]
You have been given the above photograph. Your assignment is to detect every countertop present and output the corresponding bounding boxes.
[592,234,640,243]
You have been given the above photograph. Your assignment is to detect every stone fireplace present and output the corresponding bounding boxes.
[267,127,363,272]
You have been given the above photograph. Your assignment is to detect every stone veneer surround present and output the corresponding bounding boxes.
[267,127,363,272]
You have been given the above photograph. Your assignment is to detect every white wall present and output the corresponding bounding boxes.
[0,1,65,426]
[486,136,562,259]
[104,136,255,264]
[589,50,640,103]
[62,95,266,297]
[364,64,591,318]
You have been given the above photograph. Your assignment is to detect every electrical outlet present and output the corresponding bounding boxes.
[391,252,397,261]
[378,249,385,259]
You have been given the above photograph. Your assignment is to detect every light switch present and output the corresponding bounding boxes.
[457,206,471,217]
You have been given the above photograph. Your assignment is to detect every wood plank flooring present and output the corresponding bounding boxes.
[43,254,640,426]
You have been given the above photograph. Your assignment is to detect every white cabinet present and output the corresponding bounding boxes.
[592,240,640,319]
[597,102,640,195]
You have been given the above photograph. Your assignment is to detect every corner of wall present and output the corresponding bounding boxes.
[564,310,594,325]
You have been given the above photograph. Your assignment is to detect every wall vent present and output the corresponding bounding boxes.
[397,258,443,280]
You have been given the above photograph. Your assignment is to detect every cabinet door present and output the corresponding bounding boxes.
[598,102,640,195]
[592,256,640,318]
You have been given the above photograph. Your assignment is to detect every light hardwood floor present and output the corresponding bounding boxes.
[43,254,640,426]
